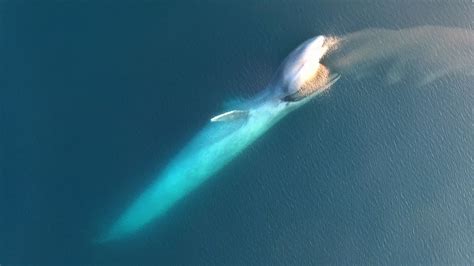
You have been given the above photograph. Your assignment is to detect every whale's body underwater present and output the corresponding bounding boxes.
[99,35,340,242]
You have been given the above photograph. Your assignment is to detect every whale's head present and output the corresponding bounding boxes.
[270,35,339,103]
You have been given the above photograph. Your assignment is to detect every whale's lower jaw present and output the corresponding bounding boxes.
[98,102,288,242]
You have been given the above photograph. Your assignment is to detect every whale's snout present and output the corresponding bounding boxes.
[270,35,340,102]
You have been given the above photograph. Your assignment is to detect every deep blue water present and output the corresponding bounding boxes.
[1,1,473,264]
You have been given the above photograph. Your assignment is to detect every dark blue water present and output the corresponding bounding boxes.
[1,1,473,264]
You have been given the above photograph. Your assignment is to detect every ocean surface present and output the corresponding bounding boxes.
[1,1,473,264]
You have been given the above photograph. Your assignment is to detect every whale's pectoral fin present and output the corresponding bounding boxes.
[210,110,249,122]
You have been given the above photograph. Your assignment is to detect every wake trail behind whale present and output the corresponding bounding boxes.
[323,26,474,88]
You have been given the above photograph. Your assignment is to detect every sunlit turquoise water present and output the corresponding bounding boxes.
[1,1,472,264]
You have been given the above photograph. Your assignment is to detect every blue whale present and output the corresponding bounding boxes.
[99,35,340,242]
